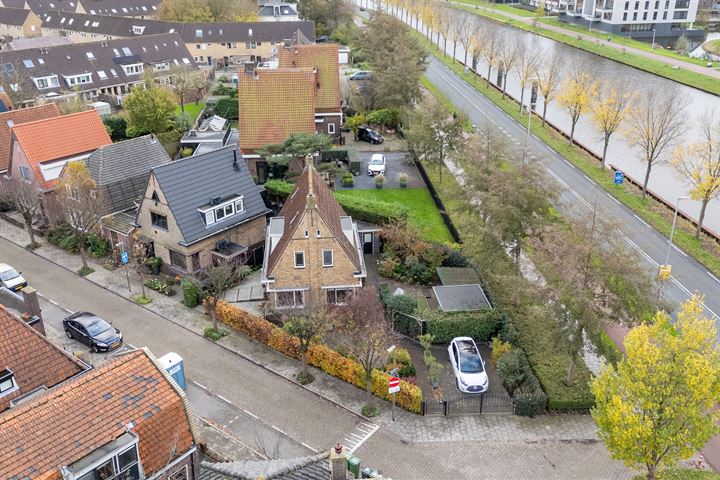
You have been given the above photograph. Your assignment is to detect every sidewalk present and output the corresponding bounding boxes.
[1,218,601,444]
[451,1,720,80]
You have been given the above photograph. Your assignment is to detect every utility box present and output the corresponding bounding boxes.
[347,456,361,478]
[361,467,378,478]
[158,352,186,390]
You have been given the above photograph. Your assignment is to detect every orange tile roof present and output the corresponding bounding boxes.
[267,163,361,275]
[0,349,195,480]
[0,104,60,172]
[279,44,340,113]
[10,110,112,190]
[0,92,14,111]
[0,304,87,412]
[238,68,317,151]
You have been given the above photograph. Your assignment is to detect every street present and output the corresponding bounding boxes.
[423,56,720,324]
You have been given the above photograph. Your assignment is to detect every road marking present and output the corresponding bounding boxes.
[36,292,74,313]
[606,192,621,205]
[708,272,720,284]
[228,415,239,425]
[217,394,233,404]
[582,174,597,186]
[271,424,288,435]
[672,244,688,257]
[546,145,557,154]
[633,214,651,229]
[563,158,572,167]
[193,382,207,390]
[243,409,259,419]
[342,421,380,454]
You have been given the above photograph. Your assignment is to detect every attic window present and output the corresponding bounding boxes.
[182,58,190,64]
[38,58,44,64]
[122,47,132,56]
[84,20,90,26]
[113,48,120,56]
[195,29,202,37]
[86,52,95,59]
[97,70,107,79]
[91,21,99,27]
[110,69,118,77]
[22,59,34,68]
[0,369,18,397]
[248,28,253,36]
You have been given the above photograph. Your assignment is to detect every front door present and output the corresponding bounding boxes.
[207,56,212,66]
[257,162,268,184]
[363,233,373,254]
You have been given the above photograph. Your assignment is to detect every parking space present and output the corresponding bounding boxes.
[335,152,425,190]
[433,343,508,401]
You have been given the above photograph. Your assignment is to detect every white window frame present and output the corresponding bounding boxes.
[72,439,140,480]
[33,75,59,89]
[199,195,244,226]
[294,251,305,268]
[169,465,189,480]
[122,63,144,75]
[65,73,92,86]
[0,369,18,398]
[322,249,333,267]
[327,123,336,135]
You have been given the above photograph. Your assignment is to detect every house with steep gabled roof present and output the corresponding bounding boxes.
[135,145,270,273]
[0,7,42,37]
[0,102,59,173]
[0,347,200,480]
[7,109,111,191]
[261,159,366,309]
[0,304,88,413]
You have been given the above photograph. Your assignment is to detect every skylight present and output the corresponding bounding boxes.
[84,20,89,26]
[97,70,107,79]
[91,21,99,27]
[122,47,132,56]
[182,58,190,64]
[38,58,44,64]
[86,52,94,59]
[112,48,120,56]
[110,68,118,77]
[22,59,34,68]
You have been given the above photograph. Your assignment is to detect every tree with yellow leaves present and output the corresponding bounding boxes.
[557,68,595,145]
[672,109,720,238]
[590,81,635,169]
[591,295,720,480]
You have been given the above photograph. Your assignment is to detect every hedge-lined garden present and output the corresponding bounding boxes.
[215,301,422,414]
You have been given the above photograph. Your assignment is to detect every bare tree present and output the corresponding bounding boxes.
[167,65,206,113]
[625,88,688,197]
[536,51,564,127]
[514,42,539,113]
[435,7,451,57]
[671,109,720,237]
[498,37,520,99]
[283,306,332,384]
[481,26,500,88]
[0,60,35,108]
[467,19,486,75]
[131,231,149,300]
[0,178,42,247]
[448,9,470,64]
[205,262,247,331]
[589,81,635,168]
[337,289,393,413]
[56,162,104,273]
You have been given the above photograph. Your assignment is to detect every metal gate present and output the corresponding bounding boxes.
[421,393,514,416]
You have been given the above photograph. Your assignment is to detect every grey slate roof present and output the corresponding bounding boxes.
[86,134,170,214]
[0,33,197,98]
[6,36,73,51]
[0,7,32,26]
[199,453,346,480]
[150,145,269,246]
[23,0,159,16]
[432,284,492,312]
[40,12,316,43]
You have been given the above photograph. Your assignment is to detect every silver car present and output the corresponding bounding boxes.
[0,263,27,291]
[448,337,489,394]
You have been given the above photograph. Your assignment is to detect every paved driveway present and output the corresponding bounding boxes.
[335,152,424,190]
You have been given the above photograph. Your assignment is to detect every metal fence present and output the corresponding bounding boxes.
[421,392,514,416]
[390,310,427,337]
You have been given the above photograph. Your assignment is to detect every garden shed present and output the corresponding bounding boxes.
[432,284,491,312]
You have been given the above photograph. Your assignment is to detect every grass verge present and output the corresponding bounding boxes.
[335,188,453,243]
[134,295,152,305]
[450,4,720,95]
[175,101,206,120]
[632,469,720,480]
[417,33,720,277]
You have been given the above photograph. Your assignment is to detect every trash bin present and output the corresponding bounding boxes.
[347,456,361,478]
[361,467,378,478]
[158,352,186,389]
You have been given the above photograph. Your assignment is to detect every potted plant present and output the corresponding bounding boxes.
[429,360,443,389]
[398,173,408,188]
[375,174,384,189]
[145,256,163,275]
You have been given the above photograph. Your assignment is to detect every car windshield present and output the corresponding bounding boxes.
[85,319,112,336]
[370,157,383,165]
[0,268,19,281]
[459,354,484,374]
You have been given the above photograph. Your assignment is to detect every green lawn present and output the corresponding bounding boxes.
[175,101,206,120]
[336,188,454,244]
[705,39,720,56]
[415,32,720,277]
[450,4,720,95]
[457,0,538,17]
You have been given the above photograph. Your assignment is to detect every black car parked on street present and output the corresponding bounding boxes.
[63,312,123,353]
[355,126,384,144]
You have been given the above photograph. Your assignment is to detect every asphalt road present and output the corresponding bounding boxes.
[423,56,720,323]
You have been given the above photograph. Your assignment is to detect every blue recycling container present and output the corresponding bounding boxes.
[158,352,186,390]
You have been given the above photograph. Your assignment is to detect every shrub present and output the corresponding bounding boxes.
[0,197,13,212]
[181,147,193,157]
[144,277,175,295]
[86,233,110,258]
[213,85,237,97]
[383,293,417,315]
[264,179,295,201]
[375,174,384,189]
[349,159,361,175]
[490,337,513,365]
[514,390,548,417]
[334,192,408,224]
[214,97,238,119]
[441,246,470,267]
[181,277,203,308]
[424,308,503,344]
[321,149,349,163]
[596,330,622,365]
[341,172,354,187]
[398,173,408,188]
[268,328,301,359]
[496,348,528,396]
[103,116,127,141]
[203,327,227,342]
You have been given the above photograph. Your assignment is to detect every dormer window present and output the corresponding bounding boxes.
[33,75,59,89]
[71,433,140,480]
[132,25,145,35]
[199,195,245,226]
[64,73,92,87]
[122,63,144,75]
[0,369,18,397]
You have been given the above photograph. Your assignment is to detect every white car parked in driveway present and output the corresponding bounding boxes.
[367,153,386,176]
[448,337,489,393]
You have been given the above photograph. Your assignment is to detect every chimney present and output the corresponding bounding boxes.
[243,61,255,76]
[21,287,45,336]
[329,444,347,480]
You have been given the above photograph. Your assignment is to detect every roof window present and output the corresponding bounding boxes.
[84,20,90,26]
[182,58,190,64]
[0,369,18,398]
[97,70,107,79]
[110,68,118,77]
[38,58,44,64]
[22,59,34,68]
[248,28,253,36]
[122,47,132,56]
[86,52,95,59]
[91,21,99,27]
[195,29,202,37]
[112,48,120,56]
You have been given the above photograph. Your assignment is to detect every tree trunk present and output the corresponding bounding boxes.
[211,301,218,331]
[519,87,525,113]
[697,198,709,238]
[542,102,548,127]
[566,358,576,386]
[486,64,492,87]
[647,463,658,480]
[180,99,185,113]
[302,351,309,380]
[502,81,507,100]
[79,241,89,270]
[601,133,610,169]
[642,158,653,198]
[24,217,36,246]
[569,120,576,145]
[365,370,374,407]
[138,271,146,298]
[464,50,468,68]
[452,41,457,62]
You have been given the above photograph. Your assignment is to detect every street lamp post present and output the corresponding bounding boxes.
[664,196,690,267]
[522,104,532,164]
[651,28,656,51]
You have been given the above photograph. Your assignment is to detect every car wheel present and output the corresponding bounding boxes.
[65,330,72,339]
[92,344,100,353]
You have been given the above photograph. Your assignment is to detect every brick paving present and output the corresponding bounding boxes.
[0,219,636,479]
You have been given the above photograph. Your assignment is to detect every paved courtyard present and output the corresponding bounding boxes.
[335,152,424,190]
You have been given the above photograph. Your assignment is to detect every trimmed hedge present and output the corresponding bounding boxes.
[216,301,422,413]
[423,308,504,344]
[263,179,294,200]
